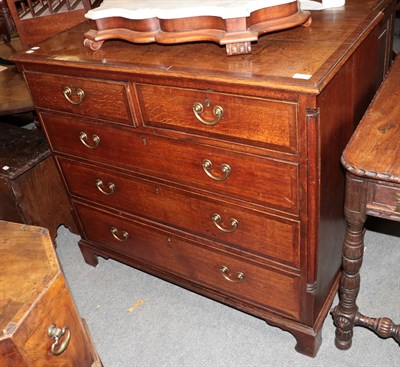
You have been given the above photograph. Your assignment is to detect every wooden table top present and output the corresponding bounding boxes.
[0,37,34,116]
[0,65,34,116]
[342,56,400,183]
[0,221,60,339]
[10,0,392,94]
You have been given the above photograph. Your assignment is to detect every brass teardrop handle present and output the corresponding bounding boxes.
[79,132,100,149]
[202,159,231,181]
[63,86,85,105]
[48,324,71,356]
[96,179,115,195]
[395,192,400,213]
[220,265,245,284]
[111,227,129,242]
[212,213,238,233]
[193,102,224,126]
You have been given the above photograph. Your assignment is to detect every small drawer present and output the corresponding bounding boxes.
[13,275,96,366]
[74,202,301,321]
[59,157,301,267]
[367,181,400,217]
[136,84,298,154]
[25,72,134,124]
[42,112,299,214]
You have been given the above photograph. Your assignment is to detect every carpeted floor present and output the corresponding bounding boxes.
[55,220,399,367]
[395,16,400,54]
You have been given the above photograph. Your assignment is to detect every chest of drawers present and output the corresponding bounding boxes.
[11,0,397,357]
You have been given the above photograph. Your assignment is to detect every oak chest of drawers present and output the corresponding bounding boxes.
[11,0,397,357]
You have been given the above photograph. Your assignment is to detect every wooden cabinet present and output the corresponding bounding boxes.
[0,221,102,367]
[0,124,77,241]
[11,0,396,358]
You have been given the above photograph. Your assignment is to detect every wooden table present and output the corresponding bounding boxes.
[0,220,102,366]
[332,56,400,349]
[0,65,33,116]
[0,37,33,116]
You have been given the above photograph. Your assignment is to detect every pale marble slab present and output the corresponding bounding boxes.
[300,0,345,10]
[85,0,297,20]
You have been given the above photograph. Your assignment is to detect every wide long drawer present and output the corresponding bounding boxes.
[74,201,301,321]
[42,112,299,214]
[25,72,135,125]
[136,84,299,154]
[59,157,300,267]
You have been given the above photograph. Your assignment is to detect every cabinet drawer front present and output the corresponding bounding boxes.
[13,275,95,367]
[59,158,300,267]
[25,72,134,124]
[137,84,298,153]
[367,181,400,216]
[75,202,301,320]
[43,112,299,214]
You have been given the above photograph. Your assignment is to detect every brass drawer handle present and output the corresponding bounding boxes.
[79,132,100,149]
[202,159,231,181]
[63,86,85,105]
[212,213,238,233]
[395,192,400,213]
[193,102,224,126]
[96,179,115,195]
[111,227,129,242]
[220,265,245,284]
[48,324,71,356]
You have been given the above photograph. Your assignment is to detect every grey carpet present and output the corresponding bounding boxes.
[395,17,400,54]
[55,223,399,367]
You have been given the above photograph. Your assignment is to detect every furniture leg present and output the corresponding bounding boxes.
[79,241,100,267]
[292,327,323,357]
[332,173,367,350]
[332,219,365,349]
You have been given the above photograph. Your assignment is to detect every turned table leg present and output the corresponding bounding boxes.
[332,173,400,348]
[333,207,400,347]
[332,219,365,349]
[332,173,367,350]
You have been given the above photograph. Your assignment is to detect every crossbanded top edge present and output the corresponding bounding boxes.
[85,0,297,20]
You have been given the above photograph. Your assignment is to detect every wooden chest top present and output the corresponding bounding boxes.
[11,0,391,94]
[0,221,59,338]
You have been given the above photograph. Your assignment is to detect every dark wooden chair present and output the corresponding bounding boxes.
[5,0,102,48]
[0,0,15,43]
